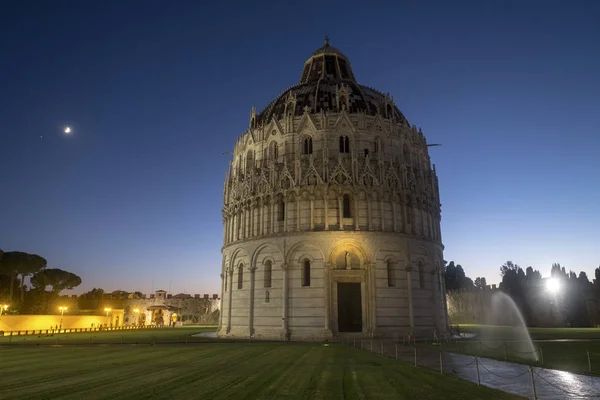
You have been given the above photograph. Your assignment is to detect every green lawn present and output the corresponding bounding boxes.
[458,324,600,340]
[446,325,600,374]
[0,342,521,399]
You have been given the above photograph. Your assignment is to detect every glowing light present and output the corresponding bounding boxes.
[546,278,560,294]
[59,306,68,312]
[64,126,72,134]
[133,308,140,313]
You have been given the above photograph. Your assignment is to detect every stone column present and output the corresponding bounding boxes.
[324,191,329,230]
[231,214,235,242]
[296,198,301,231]
[248,266,256,336]
[380,199,385,231]
[338,196,343,230]
[367,197,373,231]
[369,263,377,335]
[310,197,315,230]
[392,202,397,232]
[250,204,255,237]
[431,268,439,333]
[354,197,360,230]
[261,202,266,236]
[284,198,289,233]
[323,263,331,333]
[241,208,246,239]
[271,201,276,234]
[406,266,414,334]
[227,268,233,333]
[281,263,289,337]
[219,272,225,332]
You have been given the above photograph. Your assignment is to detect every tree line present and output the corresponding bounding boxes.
[0,249,82,314]
[444,260,600,327]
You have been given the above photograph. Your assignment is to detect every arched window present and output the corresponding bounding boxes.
[418,261,425,289]
[374,138,380,153]
[264,261,272,288]
[272,142,279,160]
[224,272,228,291]
[406,204,413,225]
[339,135,350,153]
[278,199,285,221]
[302,259,311,287]
[246,150,254,171]
[265,290,270,303]
[238,264,244,289]
[387,261,395,287]
[303,137,313,155]
[342,194,351,218]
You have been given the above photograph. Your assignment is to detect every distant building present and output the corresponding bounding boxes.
[219,39,448,340]
[75,290,220,326]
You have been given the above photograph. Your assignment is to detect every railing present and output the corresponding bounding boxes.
[0,324,162,338]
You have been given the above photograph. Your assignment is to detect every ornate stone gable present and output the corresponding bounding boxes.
[358,156,379,187]
[329,156,353,185]
[279,161,295,189]
[302,156,324,186]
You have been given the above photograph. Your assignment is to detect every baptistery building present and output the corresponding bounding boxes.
[218,39,448,340]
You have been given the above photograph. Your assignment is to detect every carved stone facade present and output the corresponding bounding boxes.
[219,39,448,339]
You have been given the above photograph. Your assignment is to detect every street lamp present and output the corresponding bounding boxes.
[0,304,9,321]
[133,308,140,327]
[104,307,112,328]
[58,306,67,330]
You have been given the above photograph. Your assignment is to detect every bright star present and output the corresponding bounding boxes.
[64,126,72,134]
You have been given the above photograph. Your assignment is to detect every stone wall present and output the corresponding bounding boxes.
[220,232,446,339]
[0,312,124,332]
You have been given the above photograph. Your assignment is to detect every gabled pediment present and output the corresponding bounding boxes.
[332,110,356,133]
[296,112,318,135]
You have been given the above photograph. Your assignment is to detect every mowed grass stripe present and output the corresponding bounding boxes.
[0,343,523,400]
[132,345,285,399]
[0,345,259,399]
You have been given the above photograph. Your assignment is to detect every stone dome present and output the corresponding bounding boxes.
[256,38,409,126]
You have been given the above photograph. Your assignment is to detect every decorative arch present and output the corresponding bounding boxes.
[229,248,250,271]
[250,243,282,269]
[328,240,369,269]
[285,241,325,266]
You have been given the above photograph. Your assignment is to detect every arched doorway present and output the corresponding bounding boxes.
[327,242,372,335]
[153,309,165,326]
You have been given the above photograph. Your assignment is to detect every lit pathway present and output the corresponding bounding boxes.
[351,339,600,400]
[444,352,600,399]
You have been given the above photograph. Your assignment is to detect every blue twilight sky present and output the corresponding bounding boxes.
[1,1,599,294]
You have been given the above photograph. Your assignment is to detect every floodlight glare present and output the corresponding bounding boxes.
[546,278,560,294]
